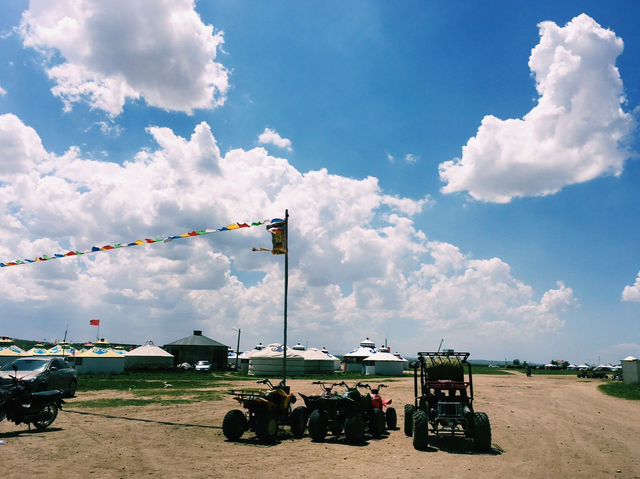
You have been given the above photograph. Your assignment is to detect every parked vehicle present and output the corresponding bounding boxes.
[404,351,492,452]
[0,364,65,430]
[0,357,77,398]
[194,360,211,372]
[223,378,307,443]
[577,369,608,379]
[359,383,397,429]
[300,381,385,444]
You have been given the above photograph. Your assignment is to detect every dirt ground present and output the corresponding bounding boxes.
[1,373,639,479]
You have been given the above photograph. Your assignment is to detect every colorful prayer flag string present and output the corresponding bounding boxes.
[0,219,277,268]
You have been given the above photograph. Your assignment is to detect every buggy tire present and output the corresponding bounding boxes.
[289,406,308,438]
[386,407,397,429]
[222,409,246,441]
[344,413,365,444]
[412,410,429,450]
[308,409,328,441]
[404,404,416,436]
[255,412,278,443]
[473,412,492,452]
[370,408,386,438]
[32,402,58,430]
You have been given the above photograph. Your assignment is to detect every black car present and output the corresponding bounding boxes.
[0,357,78,397]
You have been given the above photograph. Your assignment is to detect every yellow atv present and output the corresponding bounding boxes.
[223,378,307,443]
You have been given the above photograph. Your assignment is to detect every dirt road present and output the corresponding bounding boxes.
[1,373,638,479]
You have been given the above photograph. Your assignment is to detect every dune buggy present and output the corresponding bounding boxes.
[404,351,491,452]
[300,381,386,444]
[222,378,307,443]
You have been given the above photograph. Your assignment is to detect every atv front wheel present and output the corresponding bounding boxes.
[473,412,492,452]
[412,410,429,450]
[308,409,328,441]
[255,412,278,443]
[289,406,308,438]
[370,408,385,438]
[344,413,365,444]
[404,404,416,436]
[222,409,246,441]
[386,407,397,429]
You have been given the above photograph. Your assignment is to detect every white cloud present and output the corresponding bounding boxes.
[19,0,229,116]
[439,14,635,203]
[0,85,6,96]
[258,128,293,151]
[622,271,640,301]
[405,153,418,164]
[0,114,576,354]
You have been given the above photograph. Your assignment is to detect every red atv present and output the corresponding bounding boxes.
[359,383,397,429]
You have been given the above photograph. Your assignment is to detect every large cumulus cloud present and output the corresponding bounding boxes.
[439,14,635,203]
[0,114,576,353]
[19,0,229,115]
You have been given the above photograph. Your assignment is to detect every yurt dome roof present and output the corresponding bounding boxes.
[359,338,376,348]
[364,351,403,362]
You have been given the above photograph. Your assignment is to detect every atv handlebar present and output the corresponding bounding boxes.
[356,383,387,392]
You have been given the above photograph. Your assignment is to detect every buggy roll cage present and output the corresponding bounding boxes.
[412,351,474,406]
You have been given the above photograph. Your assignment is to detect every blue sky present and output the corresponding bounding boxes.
[0,1,638,364]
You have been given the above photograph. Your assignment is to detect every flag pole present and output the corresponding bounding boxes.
[283,209,289,386]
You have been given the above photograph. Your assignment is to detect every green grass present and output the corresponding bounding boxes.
[598,382,640,400]
[470,365,511,375]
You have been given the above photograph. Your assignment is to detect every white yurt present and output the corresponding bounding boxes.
[46,342,76,357]
[24,344,50,357]
[125,340,174,369]
[393,352,410,370]
[0,344,25,366]
[73,345,125,374]
[248,344,305,376]
[300,348,336,374]
[321,347,342,370]
[622,356,640,384]
[363,351,405,376]
[343,338,377,372]
[235,343,266,373]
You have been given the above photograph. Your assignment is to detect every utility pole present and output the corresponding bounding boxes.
[235,328,241,370]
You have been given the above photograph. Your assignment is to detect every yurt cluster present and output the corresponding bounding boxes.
[0,333,409,377]
[230,337,409,377]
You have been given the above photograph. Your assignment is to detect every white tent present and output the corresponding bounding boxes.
[73,346,125,374]
[248,345,305,376]
[394,352,410,370]
[300,348,336,374]
[125,340,174,369]
[0,345,25,367]
[344,338,378,372]
[235,343,267,373]
[363,351,404,376]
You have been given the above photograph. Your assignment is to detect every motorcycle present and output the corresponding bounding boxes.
[358,383,397,429]
[0,365,64,430]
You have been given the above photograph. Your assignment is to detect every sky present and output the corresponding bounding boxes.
[0,0,638,364]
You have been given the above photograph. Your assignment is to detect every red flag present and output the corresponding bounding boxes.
[90,319,100,326]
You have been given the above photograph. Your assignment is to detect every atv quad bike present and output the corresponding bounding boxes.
[358,383,397,429]
[404,351,492,452]
[223,378,307,443]
[300,381,386,444]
